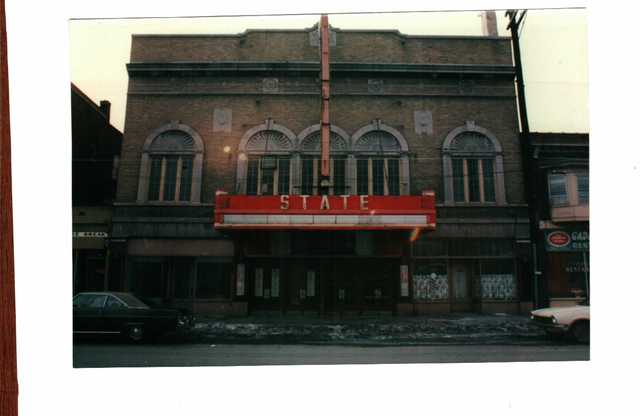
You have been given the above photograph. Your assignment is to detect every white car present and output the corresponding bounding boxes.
[530,302,590,343]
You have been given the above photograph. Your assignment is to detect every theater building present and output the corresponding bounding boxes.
[109,17,532,316]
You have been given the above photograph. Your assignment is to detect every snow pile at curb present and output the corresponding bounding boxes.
[187,314,546,345]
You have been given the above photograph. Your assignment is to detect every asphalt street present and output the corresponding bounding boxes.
[73,342,589,367]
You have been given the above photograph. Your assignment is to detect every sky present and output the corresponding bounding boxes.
[68,8,589,133]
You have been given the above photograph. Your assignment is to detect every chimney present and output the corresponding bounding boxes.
[481,11,498,37]
[99,100,111,121]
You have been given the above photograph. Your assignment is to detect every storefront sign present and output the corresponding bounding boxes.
[214,192,436,230]
[545,229,589,252]
[400,265,409,297]
[72,231,108,238]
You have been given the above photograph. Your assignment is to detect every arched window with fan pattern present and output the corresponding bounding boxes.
[137,122,204,203]
[442,122,506,205]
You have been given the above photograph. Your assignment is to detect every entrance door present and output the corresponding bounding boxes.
[451,263,473,312]
[325,261,359,314]
[287,262,321,314]
[361,260,395,312]
[249,263,283,312]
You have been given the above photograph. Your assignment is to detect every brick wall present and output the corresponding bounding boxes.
[117,29,525,206]
[130,30,512,65]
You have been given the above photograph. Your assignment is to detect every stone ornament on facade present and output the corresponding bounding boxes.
[213,108,232,133]
[414,110,433,135]
[262,78,279,93]
[368,79,384,94]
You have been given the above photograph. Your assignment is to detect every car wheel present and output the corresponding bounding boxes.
[571,320,589,344]
[127,324,144,342]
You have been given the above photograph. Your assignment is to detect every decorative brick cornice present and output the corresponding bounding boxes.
[127,61,515,78]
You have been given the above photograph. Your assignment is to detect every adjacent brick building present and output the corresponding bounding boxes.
[71,83,122,293]
[109,21,532,316]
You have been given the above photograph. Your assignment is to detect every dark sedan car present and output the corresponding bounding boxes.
[73,292,192,341]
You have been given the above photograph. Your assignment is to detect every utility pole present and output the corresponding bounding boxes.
[0,0,19,413]
[506,10,547,309]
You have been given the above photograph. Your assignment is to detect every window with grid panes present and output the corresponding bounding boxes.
[148,155,194,202]
[548,174,568,206]
[245,156,291,195]
[356,157,400,196]
[577,172,588,203]
[300,156,346,195]
[451,158,496,203]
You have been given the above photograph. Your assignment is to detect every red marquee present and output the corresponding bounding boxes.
[214,191,436,230]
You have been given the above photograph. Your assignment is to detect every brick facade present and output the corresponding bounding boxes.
[111,25,531,316]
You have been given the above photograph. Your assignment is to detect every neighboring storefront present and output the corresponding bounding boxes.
[531,132,589,308]
[71,84,122,294]
[544,225,589,306]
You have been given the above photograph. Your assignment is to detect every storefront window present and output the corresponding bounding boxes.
[548,252,589,298]
[196,262,232,299]
[131,261,165,299]
[413,262,448,301]
[173,261,193,299]
[478,259,516,300]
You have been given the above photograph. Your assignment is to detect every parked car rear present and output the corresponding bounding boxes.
[73,292,192,341]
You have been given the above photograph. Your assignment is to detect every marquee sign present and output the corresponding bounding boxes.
[214,192,436,230]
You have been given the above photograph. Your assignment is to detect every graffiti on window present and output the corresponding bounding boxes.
[413,273,449,301]
[480,274,516,300]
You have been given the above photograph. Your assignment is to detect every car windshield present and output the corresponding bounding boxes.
[114,293,150,308]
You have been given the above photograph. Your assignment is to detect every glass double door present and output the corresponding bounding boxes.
[247,259,397,314]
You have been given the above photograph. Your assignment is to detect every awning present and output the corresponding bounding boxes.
[214,192,436,231]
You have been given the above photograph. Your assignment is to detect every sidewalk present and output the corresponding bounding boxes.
[187,313,547,346]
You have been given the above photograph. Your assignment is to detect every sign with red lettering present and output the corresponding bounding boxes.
[214,192,436,230]
[545,229,589,252]
[547,231,570,248]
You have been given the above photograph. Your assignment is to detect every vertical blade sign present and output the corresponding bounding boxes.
[320,15,330,179]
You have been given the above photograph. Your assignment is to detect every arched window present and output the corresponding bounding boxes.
[297,125,350,195]
[236,120,296,195]
[137,122,204,203]
[351,121,410,196]
[442,123,506,205]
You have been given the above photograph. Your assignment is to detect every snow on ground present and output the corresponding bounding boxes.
[187,313,547,345]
